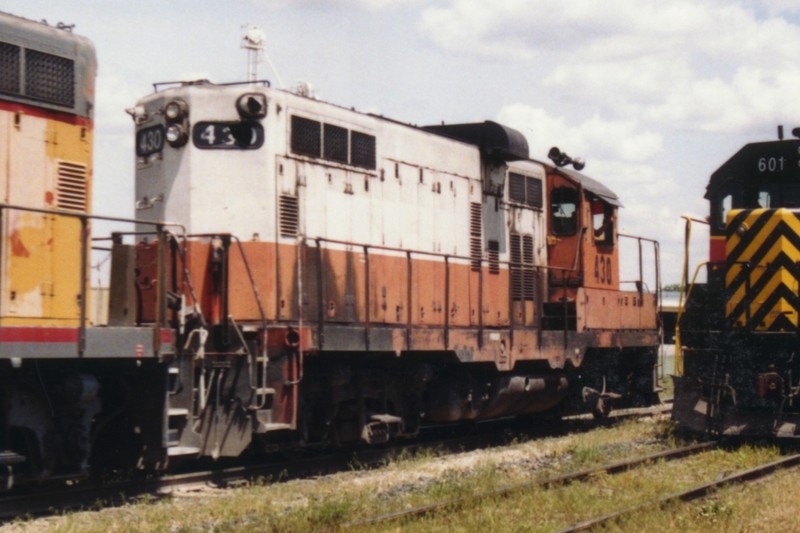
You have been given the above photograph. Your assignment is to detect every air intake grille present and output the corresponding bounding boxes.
[56,161,88,212]
[469,202,482,271]
[26,50,74,107]
[279,195,299,237]
[0,42,21,95]
[291,115,321,158]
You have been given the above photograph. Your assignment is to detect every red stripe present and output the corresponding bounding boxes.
[0,99,92,127]
[0,326,79,343]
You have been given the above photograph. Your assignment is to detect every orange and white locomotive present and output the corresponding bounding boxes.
[121,78,661,455]
[0,11,661,488]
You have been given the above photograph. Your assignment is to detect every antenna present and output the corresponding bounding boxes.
[241,24,284,88]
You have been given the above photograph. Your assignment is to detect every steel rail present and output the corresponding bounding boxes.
[558,452,800,532]
[346,440,712,528]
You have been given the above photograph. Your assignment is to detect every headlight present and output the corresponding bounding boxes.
[165,99,188,121]
[236,93,267,119]
[166,124,188,147]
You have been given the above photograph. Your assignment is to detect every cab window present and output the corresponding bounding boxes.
[551,186,579,235]
[713,180,742,231]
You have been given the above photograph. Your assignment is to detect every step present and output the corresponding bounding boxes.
[167,446,201,457]
[168,408,190,418]
[254,387,276,396]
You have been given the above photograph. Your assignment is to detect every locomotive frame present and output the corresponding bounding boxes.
[0,11,662,489]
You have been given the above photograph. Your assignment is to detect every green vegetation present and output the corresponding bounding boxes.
[7,418,795,533]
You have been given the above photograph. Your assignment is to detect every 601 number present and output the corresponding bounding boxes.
[758,156,785,172]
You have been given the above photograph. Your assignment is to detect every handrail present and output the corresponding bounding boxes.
[0,201,183,357]
[675,261,709,376]
[675,215,711,376]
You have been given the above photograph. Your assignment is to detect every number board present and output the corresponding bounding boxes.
[730,140,800,179]
[136,125,165,157]
[192,121,264,149]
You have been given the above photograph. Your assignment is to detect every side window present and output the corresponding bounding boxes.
[550,186,579,236]
[713,180,742,231]
[591,198,615,245]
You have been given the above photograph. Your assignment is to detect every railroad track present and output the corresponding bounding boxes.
[1,403,670,522]
[559,453,800,532]
[347,440,714,528]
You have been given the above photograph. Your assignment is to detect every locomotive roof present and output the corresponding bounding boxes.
[421,121,529,161]
[706,138,800,199]
[560,167,623,207]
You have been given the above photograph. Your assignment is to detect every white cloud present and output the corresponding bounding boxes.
[258,0,420,10]
[421,1,800,134]
[497,104,663,163]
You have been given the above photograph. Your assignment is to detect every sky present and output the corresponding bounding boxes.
[6,0,800,287]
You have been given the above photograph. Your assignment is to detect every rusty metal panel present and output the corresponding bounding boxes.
[367,252,407,325]
[227,241,277,322]
[481,267,510,326]
[277,241,299,321]
[448,260,471,326]
[577,287,658,331]
[412,257,446,326]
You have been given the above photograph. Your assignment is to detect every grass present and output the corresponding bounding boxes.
[8,417,793,533]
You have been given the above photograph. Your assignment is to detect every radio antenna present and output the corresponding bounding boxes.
[241,24,284,88]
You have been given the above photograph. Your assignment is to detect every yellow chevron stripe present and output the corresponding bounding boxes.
[726,210,782,266]
[726,212,800,286]
[761,297,796,330]
[724,208,800,329]
[725,234,796,294]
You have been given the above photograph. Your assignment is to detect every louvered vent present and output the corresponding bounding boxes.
[279,195,299,237]
[56,161,88,212]
[523,235,536,300]
[469,202,482,271]
[511,234,536,301]
[509,173,526,203]
[510,235,523,300]
[488,240,500,275]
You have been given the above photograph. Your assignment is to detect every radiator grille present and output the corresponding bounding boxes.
[0,42,21,95]
[26,49,74,107]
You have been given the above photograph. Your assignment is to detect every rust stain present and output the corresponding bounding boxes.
[9,230,30,257]
[45,190,54,205]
